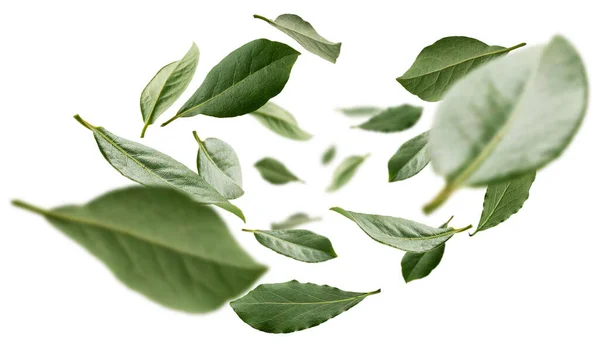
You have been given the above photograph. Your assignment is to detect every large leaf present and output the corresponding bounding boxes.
[474,172,536,235]
[331,207,471,253]
[243,229,336,263]
[326,154,368,192]
[194,131,243,200]
[321,145,336,165]
[397,36,525,101]
[425,35,587,213]
[354,105,422,133]
[254,14,341,63]
[254,157,303,185]
[74,115,244,221]
[337,106,381,117]
[230,280,379,333]
[250,102,312,141]
[388,131,430,182]
[271,213,321,230]
[162,39,300,126]
[140,43,199,137]
[12,186,266,313]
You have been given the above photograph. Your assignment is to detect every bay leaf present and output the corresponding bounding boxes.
[254,157,303,185]
[250,102,312,141]
[254,14,341,63]
[354,105,422,133]
[397,36,526,102]
[12,186,266,313]
[271,213,321,230]
[194,131,243,200]
[326,154,369,192]
[140,43,199,137]
[337,106,381,117]
[162,39,300,126]
[425,35,587,213]
[388,131,430,182]
[402,244,445,283]
[230,280,379,333]
[243,229,336,263]
[330,207,471,252]
[74,115,244,221]
[321,145,336,165]
[473,172,536,235]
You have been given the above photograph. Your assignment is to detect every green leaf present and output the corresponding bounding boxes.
[140,43,199,138]
[12,186,266,313]
[271,213,322,230]
[73,115,244,221]
[243,229,336,263]
[230,280,380,333]
[424,35,587,214]
[193,131,243,200]
[254,157,303,185]
[331,207,471,252]
[321,145,336,165]
[254,14,341,63]
[397,36,526,102]
[162,39,300,126]
[353,105,422,133]
[474,172,536,235]
[337,106,381,117]
[326,154,368,192]
[402,244,445,283]
[250,102,312,141]
[388,131,430,182]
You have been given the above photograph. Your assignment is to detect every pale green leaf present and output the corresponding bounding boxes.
[327,155,368,192]
[354,105,422,133]
[388,131,430,182]
[321,145,336,165]
[250,102,312,141]
[243,229,336,263]
[271,213,321,230]
[254,157,303,185]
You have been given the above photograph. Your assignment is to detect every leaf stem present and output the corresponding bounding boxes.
[454,224,473,233]
[11,200,48,216]
[161,114,179,127]
[73,114,95,131]
[507,42,527,52]
[367,289,382,296]
[423,183,456,214]
[140,123,149,138]
[242,229,257,233]
[192,130,202,145]
[253,14,270,22]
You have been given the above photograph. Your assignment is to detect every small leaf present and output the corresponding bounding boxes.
[250,102,312,141]
[473,172,536,235]
[331,207,471,253]
[230,280,380,333]
[194,131,243,200]
[243,229,336,263]
[140,43,199,137]
[254,157,303,185]
[162,39,300,126]
[354,105,422,133]
[388,131,430,182]
[425,35,587,213]
[327,154,368,192]
[271,213,322,230]
[254,14,341,63]
[337,106,381,117]
[73,115,244,221]
[12,186,266,313]
[321,145,336,165]
[402,244,445,283]
[397,36,525,102]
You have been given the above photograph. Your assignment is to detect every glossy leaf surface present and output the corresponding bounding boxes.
[244,229,336,263]
[271,213,321,230]
[326,155,368,192]
[388,131,430,182]
[250,102,312,141]
[254,157,303,185]
[354,105,422,133]
[402,244,445,283]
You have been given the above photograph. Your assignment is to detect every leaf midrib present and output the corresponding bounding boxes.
[143,60,179,126]
[254,230,333,256]
[235,292,374,306]
[196,136,241,190]
[478,182,511,230]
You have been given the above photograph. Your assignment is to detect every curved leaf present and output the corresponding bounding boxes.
[12,187,266,313]
[244,229,336,263]
[254,157,303,185]
[337,106,381,117]
[250,102,312,141]
[73,115,244,221]
[388,131,430,182]
[425,35,587,213]
[321,145,336,165]
[162,39,300,125]
[402,244,445,283]
[354,105,422,133]
[271,213,321,230]
[397,36,525,102]
[254,14,341,63]
[140,43,199,137]
[327,154,368,192]
[194,132,243,200]
[230,280,379,333]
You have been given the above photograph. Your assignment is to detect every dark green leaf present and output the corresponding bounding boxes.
[321,145,336,165]
[337,106,381,117]
[254,157,303,185]
[243,229,336,263]
[388,131,429,182]
[254,14,341,63]
[250,102,312,141]
[326,154,368,192]
[12,186,266,313]
[397,36,525,102]
[230,280,379,333]
[402,244,445,283]
[354,105,422,133]
[271,213,321,230]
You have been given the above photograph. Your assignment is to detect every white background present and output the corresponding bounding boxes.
[1,0,598,344]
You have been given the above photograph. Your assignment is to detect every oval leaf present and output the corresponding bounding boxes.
[254,157,303,185]
[230,280,380,333]
[73,115,244,221]
[162,39,300,125]
[12,186,266,313]
[326,154,368,192]
[402,244,445,283]
[354,105,422,133]
[388,131,430,182]
[425,36,587,213]
[271,213,322,230]
[321,145,336,165]
[250,102,312,141]
[397,36,525,102]
[254,14,341,63]
[337,106,381,117]
[474,172,536,235]
[140,43,199,137]
[244,229,336,263]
